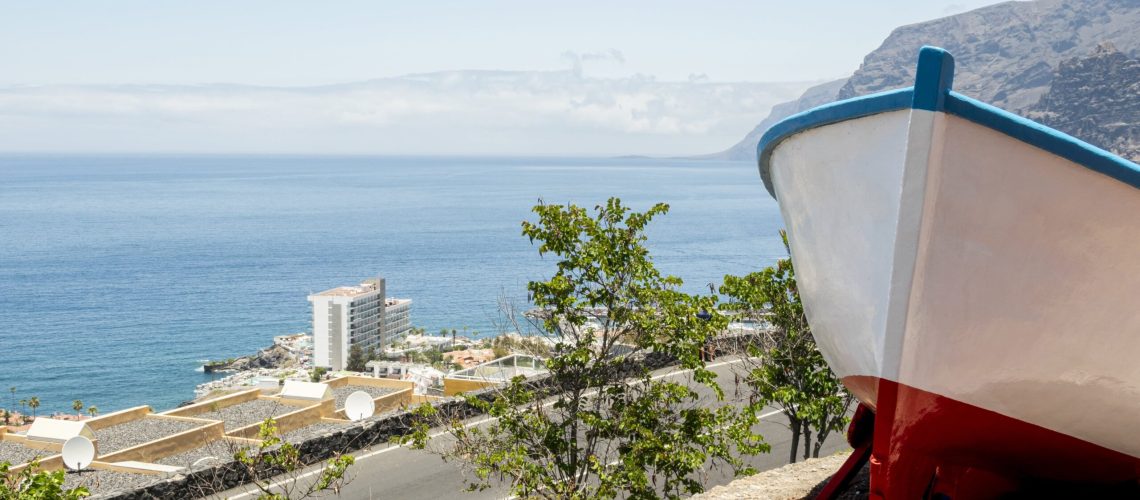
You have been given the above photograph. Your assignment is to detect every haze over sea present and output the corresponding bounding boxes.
[0,155,786,414]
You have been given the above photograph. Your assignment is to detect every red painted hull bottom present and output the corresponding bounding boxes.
[841,376,1140,498]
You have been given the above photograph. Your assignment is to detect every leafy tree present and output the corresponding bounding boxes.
[72,400,83,417]
[404,198,767,498]
[719,231,853,463]
[490,344,510,359]
[28,397,39,419]
[310,367,328,382]
[1,409,8,426]
[87,406,98,418]
[1,459,90,499]
[233,418,355,499]
[345,344,367,373]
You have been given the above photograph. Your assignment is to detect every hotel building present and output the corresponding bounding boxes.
[308,277,412,370]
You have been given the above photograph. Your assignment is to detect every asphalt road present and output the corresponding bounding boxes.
[216,358,850,499]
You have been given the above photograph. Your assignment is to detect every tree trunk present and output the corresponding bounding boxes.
[802,426,813,461]
[788,418,801,464]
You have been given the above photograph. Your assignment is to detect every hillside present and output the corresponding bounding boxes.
[714,0,1140,161]
[1027,43,1140,161]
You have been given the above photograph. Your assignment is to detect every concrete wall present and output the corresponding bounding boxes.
[225,399,330,440]
[99,416,223,464]
[326,376,414,416]
[87,406,152,431]
[443,378,496,396]
[160,389,261,418]
[326,375,413,391]
[332,387,411,419]
[3,431,63,474]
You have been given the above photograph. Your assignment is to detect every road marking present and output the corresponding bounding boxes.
[228,358,751,499]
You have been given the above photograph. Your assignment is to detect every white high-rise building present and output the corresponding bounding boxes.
[308,277,412,370]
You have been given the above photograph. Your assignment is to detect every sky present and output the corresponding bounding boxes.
[0,0,1007,156]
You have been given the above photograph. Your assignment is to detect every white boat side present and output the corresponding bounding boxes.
[759,47,1140,459]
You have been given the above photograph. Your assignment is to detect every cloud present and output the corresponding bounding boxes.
[561,49,626,76]
[0,71,815,156]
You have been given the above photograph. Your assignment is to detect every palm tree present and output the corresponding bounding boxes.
[72,400,84,417]
[28,397,39,419]
[8,386,14,414]
[87,406,98,418]
[19,399,27,415]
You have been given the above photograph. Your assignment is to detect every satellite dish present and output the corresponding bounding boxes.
[344,391,375,421]
[62,436,96,471]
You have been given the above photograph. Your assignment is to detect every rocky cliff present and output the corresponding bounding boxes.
[203,344,298,373]
[715,0,1140,161]
[1027,43,1140,161]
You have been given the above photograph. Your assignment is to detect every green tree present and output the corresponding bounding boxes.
[310,367,328,382]
[1,459,89,499]
[7,387,13,415]
[87,406,98,418]
[345,344,367,373]
[404,198,767,498]
[719,231,853,463]
[28,397,39,419]
[72,400,83,417]
[232,418,354,499]
[1,409,8,426]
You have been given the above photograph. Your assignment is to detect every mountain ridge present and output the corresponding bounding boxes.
[712,0,1140,161]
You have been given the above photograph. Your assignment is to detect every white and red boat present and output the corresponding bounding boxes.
[758,46,1140,498]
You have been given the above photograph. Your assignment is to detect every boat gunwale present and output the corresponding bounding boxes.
[757,46,1140,198]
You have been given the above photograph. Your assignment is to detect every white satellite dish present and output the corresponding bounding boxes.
[343,391,375,421]
[62,436,96,471]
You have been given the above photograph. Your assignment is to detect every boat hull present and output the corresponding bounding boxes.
[759,47,1140,496]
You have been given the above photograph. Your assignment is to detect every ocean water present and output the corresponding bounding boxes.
[0,155,787,414]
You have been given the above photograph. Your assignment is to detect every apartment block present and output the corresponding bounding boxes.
[308,277,412,370]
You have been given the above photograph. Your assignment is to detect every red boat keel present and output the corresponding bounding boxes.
[842,376,1140,499]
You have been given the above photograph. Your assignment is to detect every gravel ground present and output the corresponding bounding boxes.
[62,470,162,497]
[279,421,354,444]
[0,441,55,466]
[332,385,396,410]
[155,440,248,468]
[194,399,299,430]
[93,417,202,455]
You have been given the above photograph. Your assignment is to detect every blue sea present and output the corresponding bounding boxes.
[0,155,786,414]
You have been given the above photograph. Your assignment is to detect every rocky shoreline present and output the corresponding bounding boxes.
[202,344,301,374]
[192,335,313,402]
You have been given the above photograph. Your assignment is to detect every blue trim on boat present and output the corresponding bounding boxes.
[757,46,1140,198]
[945,92,1140,189]
[757,88,913,196]
[912,46,954,112]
